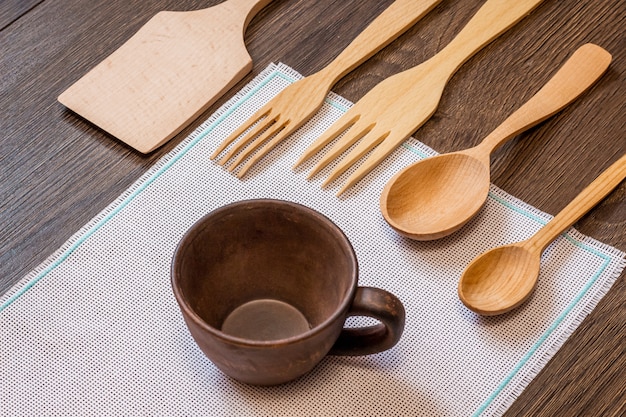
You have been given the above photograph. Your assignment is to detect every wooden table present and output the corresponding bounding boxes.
[1,0,624,415]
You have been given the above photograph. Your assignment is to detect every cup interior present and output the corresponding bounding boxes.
[172,200,357,341]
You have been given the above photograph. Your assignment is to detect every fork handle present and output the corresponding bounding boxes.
[431,0,544,76]
[320,0,442,81]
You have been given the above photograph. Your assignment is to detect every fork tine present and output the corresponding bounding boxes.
[216,114,278,165]
[293,112,360,168]
[306,119,374,179]
[321,128,390,188]
[210,106,272,161]
[227,120,289,174]
[337,131,408,195]
[234,119,318,178]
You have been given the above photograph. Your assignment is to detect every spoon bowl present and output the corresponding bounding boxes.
[381,152,490,240]
[458,244,540,315]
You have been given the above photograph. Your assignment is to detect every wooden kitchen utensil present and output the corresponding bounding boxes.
[458,153,626,316]
[210,0,443,176]
[58,0,273,153]
[380,44,612,240]
[296,0,545,194]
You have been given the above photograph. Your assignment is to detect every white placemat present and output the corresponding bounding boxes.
[1,63,624,416]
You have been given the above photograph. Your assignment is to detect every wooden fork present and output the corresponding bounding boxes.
[295,0,545,194]
[210,0,443,177]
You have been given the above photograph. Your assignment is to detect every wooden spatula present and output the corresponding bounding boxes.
[58,0,273,153]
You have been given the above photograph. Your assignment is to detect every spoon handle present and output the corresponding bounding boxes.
[527,154,626,252]
[475,44,612,156]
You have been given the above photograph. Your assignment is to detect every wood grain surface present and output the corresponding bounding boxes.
[0,0,624,415]
[0,0,41,30]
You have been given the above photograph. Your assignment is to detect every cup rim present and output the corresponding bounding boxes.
[171,199,358,347]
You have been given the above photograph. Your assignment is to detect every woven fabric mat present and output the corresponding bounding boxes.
[1,63,624,416]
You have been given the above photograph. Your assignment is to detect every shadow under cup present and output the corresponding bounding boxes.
[172,199,404,385]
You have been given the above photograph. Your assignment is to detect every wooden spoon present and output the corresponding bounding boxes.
[380,44,612,240]
[458,153,626,316]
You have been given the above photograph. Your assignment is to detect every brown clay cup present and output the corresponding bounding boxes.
[171,199,405,386]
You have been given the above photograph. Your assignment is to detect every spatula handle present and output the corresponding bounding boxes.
[527,154,626,252]
[322,0,442,81]
[474,44,612,156]
[433,0,544,75]
[229,0,274,29]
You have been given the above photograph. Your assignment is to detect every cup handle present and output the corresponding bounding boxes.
[329,286,405,356]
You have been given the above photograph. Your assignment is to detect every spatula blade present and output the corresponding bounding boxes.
[59,6,253,153]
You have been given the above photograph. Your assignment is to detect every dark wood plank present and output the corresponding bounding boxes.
[0,0,624,415]
[0,0,43,31]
